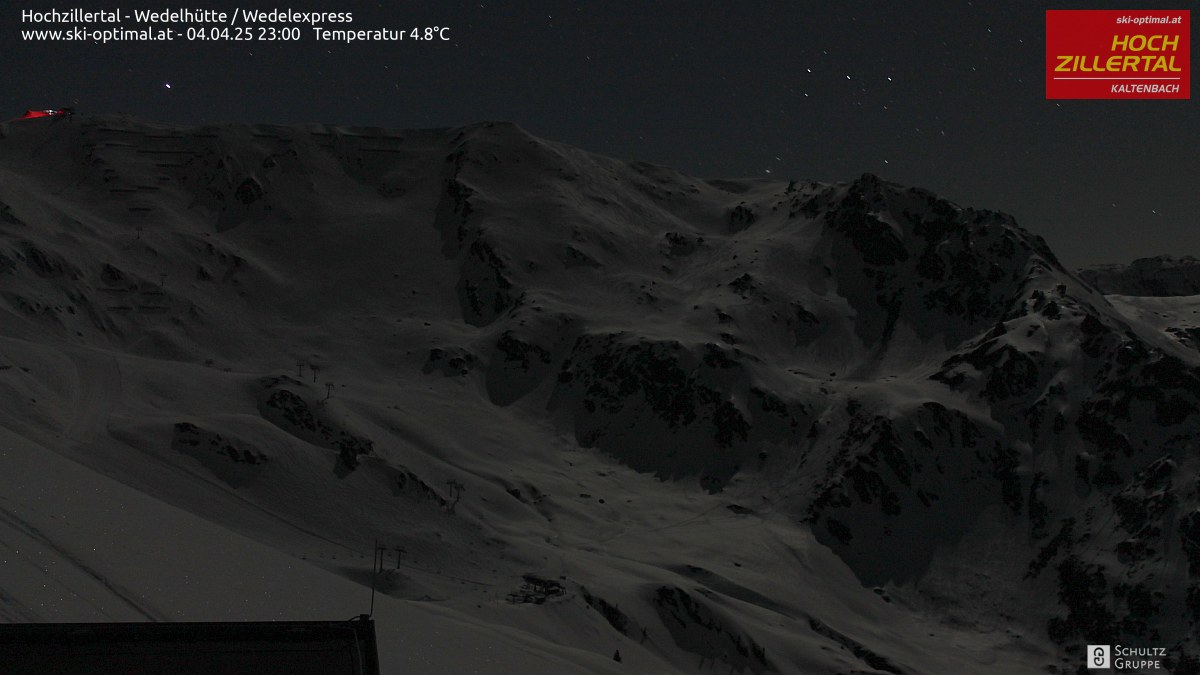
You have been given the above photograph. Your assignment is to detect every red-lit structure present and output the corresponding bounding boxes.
[18,108,73,119]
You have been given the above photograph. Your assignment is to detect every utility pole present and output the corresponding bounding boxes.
[370,541,386,617]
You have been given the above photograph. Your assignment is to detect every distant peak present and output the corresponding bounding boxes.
[1078,254,1200,295]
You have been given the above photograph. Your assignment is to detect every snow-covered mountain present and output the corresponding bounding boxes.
[1,115,1197,674]
[1079,256,1200,297]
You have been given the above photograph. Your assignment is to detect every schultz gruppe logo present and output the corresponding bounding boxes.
[1088,645,1111,669]
[1086,644,1167,670]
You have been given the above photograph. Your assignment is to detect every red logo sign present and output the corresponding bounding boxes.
[1046,10,1190,99]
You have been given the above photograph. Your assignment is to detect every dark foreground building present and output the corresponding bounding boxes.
[0,616,379,674]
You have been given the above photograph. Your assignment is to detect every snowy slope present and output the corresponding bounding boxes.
[0,115,1196,673]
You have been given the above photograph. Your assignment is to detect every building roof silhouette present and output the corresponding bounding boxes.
[0,615,379,674]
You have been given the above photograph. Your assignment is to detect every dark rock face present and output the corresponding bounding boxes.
[485,326,557,406]
[727,203,757,233]
[804,400,1022,585]
[662,231,704,257]
[581,588,634,636]
[456,237,515,326]
[171,422,268,488]
[652,586,771,674]
[818,174,1060,351]
[257,378,374,470]
[423,346,478,377]
[234,176,264,205]
[932,339,1042,402]
[172,421,266,465]
[808,617,904,674]
[434,177,476,256]
[823,175,910,267]
[21,241,71,278]
[549,335,769,492]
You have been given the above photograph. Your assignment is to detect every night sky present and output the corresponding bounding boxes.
[3,1,1197,267]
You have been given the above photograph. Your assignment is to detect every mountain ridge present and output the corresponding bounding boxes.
[1079,255,1200,296]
